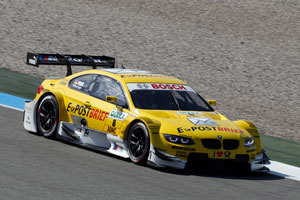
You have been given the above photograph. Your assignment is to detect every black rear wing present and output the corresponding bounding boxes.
[26,52,115,76]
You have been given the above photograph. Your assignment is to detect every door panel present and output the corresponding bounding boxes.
[88,75,129,136]
[63,74,129,143]
[104,109,129,136]
[64,87,109,132]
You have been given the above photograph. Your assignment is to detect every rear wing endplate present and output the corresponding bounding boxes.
[26,52,115,76]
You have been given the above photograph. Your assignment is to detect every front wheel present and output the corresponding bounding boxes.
[128,122,150,165]
[36,95,59,138]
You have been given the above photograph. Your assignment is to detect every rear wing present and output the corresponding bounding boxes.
[26,52,115,76]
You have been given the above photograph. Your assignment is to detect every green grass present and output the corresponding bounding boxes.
[261,134,300,167]
[0,68,43,99]
[0,67,299,167]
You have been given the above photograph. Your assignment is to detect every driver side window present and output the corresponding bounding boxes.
[88,75,128,108]
[69,74,97,93]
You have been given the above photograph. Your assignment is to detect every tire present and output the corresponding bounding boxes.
[36,95,59,138]
[128,122,150,165]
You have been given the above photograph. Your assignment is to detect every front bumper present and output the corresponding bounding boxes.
[148,145,186,169]
[250,149,270,172]
[148,145,270,172]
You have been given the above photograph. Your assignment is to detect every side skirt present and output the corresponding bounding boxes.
[57,121,129,158]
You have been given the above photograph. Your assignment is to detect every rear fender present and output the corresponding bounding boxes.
[38,89,68,122]
[23,100,38,133]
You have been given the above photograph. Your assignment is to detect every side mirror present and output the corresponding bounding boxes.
[207,99,217,106]
[106,96,117,106]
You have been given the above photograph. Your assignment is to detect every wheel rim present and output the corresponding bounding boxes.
[39,100,56,133]
[129,126,146,159]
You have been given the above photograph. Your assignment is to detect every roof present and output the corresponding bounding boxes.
[99,68,186,84]
[99,68,154,74]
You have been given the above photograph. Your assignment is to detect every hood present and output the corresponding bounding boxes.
[139,110,251,140]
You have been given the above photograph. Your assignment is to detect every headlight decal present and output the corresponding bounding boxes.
[163,134,195,145]
[244,137,255,147]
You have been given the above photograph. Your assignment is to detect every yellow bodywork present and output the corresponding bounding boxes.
[34,69,261,163]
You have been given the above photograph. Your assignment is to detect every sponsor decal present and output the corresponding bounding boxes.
[126,83,195,92]
[39,55,57,61]
[28,56,37,65]
[178,134,192,139]
[177,126,217,133]
[112,119,116,127]
[120,74,171,78]
[171,146,195,151]
[217,127,244,134]
[74,80,84,87]
[151,83,186,90]
[177,126,243,134]
[92,59,102,63]
[39,55,102,63]
[84,129,89,136]
[177,111,203,115]
[25,116,31,125]
[113,143,119,150]
[108,110,128,121]
[72,84,81,89]
[216,151,223,157]
[246,148,256,153]
[224,151,231,157]
[188,118,219,126]
[137,83,149,89]
[72,80,85,89]
[176,151,187,158]
[66,102,108,121]
[104,125,120,135]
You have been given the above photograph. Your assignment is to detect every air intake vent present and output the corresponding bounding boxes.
[223,140,239,150]
[201,139,221,149]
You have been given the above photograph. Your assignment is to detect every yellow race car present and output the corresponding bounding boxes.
[23,53,270,172]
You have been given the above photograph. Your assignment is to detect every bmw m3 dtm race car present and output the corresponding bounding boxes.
[23,52,270,172]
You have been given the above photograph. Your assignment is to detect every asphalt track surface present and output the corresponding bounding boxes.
[1,106,299,200]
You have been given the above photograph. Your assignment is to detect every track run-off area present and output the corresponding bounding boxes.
[0,92,299,200]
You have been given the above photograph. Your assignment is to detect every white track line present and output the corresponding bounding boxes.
[0,104,24,112]
[1,103,300,182]
[269,161,300,182]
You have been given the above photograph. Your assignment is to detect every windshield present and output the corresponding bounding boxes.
[127,83,213,111]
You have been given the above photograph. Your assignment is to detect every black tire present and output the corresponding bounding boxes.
[128,122,150,165]
[36,95,59,138]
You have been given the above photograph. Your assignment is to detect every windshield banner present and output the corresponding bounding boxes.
[127,83,195,92]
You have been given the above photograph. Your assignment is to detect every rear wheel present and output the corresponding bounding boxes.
[36,95,59,138]
[128,122,150,165]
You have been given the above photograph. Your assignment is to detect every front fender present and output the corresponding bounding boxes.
[234,120,262,154]
[122,116,161,143]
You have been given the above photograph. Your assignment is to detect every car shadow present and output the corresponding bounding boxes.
[148,164,284,181]
[27,131,284,181]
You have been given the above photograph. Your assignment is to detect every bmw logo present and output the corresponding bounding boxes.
[217,135,222,139]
